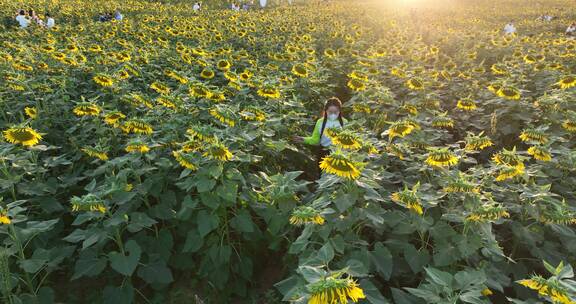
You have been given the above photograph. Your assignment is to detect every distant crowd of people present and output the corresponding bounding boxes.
[98,10,123,22]
[14,9,54,29]
[503,14,576,38]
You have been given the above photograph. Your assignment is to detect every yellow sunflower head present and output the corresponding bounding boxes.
[3,126,42,147]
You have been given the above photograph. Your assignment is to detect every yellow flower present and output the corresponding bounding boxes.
[347,78,367,91]
[556,75,576,90]
[465,133,493,151]
[209,108,235,127]
[203,143,233,161]
[328,130,362,150]
[216,59,231,71]
[289,206,324,226]
[239,108,266,122]
[24,107,37,119]
[519,129,548,144]
[390,184,423,215]
[456,98,477,111]
[104,111,126,126]
[71,194,106,213]
[126,144,150,153]
[385,120,418,140]
[308,277,365,304]
[562,120,576,133]
[200,68,215,79]
[496,86,521,100]
[405,77,424,90]
[3,127,42,147]
[0,210,11,225]
[495,165,524,181]
[173,150,198,170]
[189,84,213,98]
[73,103,101,117]
[150,82,171,95]
[432,114,454,128]
[257,87,281,99]
[527,146,552,161]
[319,153,362,180]
[122,119,153,135]
[93,75,114,87]
[481,288,493,296]
[81,147,108,161]
[425,148,458,167]
[292,63,309,77]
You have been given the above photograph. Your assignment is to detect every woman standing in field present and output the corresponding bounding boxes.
[293,97,346,175]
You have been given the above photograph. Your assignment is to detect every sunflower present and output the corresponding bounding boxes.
[117,70,131,80]
[466,204,510,223]
[329,130,362,150]
[257,87,281,99]
[390,184,423,215]
[319,152,362,180]
[172,150,198,170]
[465,133,493,151]
[70,194,106,213]
[348,71,368,81]
[73,103,101,117]
[443,174,480,194]
[24,107,37,119]
[432,114,454,128]
[0,209,10,225]
[81,147,109,161]
[290,206,324,225]
[495,165,524,181]
[527,146,552,161]
[556,75,576,90]
[347,78,367,92]
[519,128,548,144]
[93,75,114,87]
[187,126,216,143]
[561,119,576,133]
[239,108,266,122]
[104,111,126,126]
[209,108,235,127]
[405,77,424,90]
[125,143,150,154]
[200,68,215,79]
[496,86,521,100]
[3,127,42,147]
[150,82,171,95]
[324,48,336,58]
[292,63,309,78]
[203,143,233,161]
[487,82,502,94]
[517,277,572,304]
[122,119,153,135]
[425,148,458,167]
[216,59,231,71]
[189,84,213,99]
[307,276,365,304]
[456,98,477,111]
[385,120,418,140]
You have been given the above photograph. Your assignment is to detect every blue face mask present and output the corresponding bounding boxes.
[327,113,339,121]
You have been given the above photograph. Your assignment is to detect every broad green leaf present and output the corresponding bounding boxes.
[371,242,393,280]
[360,279,390,304]
[405,245,430,274]
[182,231,204,253]
[72,250,107,280]
[137,261,174,284]
[317,242,335,263]
[425,267,453,288]
[108,240,141,276]
[197,210,219,238]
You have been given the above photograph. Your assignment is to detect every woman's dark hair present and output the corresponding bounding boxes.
[28,9,34,16]
[319,97,344,139]
[19,10,25,15]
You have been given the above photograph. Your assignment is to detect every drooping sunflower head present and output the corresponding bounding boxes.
[200,68,215,79]
[466,203,510,223]
[189,83,213,99]
[556,75,576,90]
[496,86,521,100]
[239,107,266,122]
[519,128,548,144]
[456,98,477,111]
[347,78,367,92]
[125,142,151,154]
[202,143,233,162]
[3,127,42,147]
[464,132,493,151]
[319,152,362,180]
[307,276,365,304]
[122,119,153,135]
[348,70,368,81]
[289,206,324,226]
[0,208,11,225]
[328,130,363,150]
[216,59,231,71]
[172,150,198,170]
[425,147,458,167]
[73,102,102,117]
[150,81,171,95]
[431,114,454,129]
[93,74,114,87]
[209,108,236,127]
[257,86,281,99]
[186,126,217,143]
[390,183,423,215]
[527,145,552,162]
[81,146,109,161]
[24,106,37,119]
[385,120,418,140]
[492,148,525,168]
[405,77,424,90]
[292,63,309,78]
[70,194,106,214]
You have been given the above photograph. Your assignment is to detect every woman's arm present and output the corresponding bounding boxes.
[303,119,323,145]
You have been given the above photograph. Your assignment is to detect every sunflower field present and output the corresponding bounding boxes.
[1,0,576,303]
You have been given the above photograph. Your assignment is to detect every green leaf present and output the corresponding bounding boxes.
[230,209,254,233]
[454,270,486,290]
[334,193,357,213]
[317,243,335,263]
[127,212,157,233]
[109,240,141,276]
[217,181,238,203]
[405,245,430,274]
[298,265,326,283]
[20,248,50,273]
[182,231,204,253]
[72,250,107,280]
[360,279,390,304]
[404,288,441,302]
[371,242,393,280]
[197,210,219,238]
[102,283,134,304]
[137,261,174,284]
[425,267,453,288]
[196,177,216,192]
[346,259,369,277]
